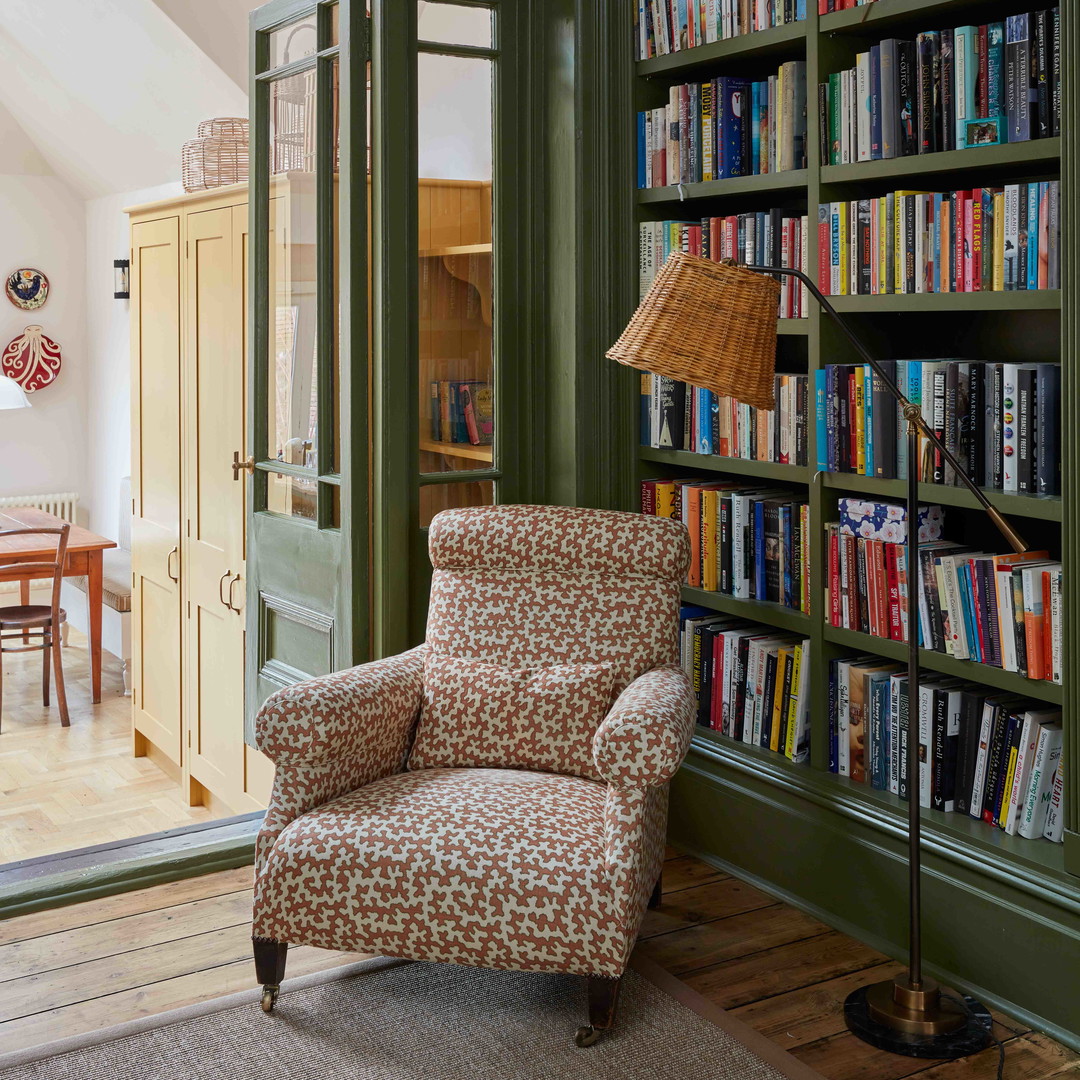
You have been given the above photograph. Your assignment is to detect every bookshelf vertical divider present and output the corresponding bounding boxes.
[631,0,1074,938]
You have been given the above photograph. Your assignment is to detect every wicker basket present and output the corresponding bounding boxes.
[182,118,249,193]
[607,251,781,411]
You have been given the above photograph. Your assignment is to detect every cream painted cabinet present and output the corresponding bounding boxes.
[129,185,272,814]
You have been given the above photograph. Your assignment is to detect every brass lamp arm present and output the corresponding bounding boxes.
[742,263,1028,555]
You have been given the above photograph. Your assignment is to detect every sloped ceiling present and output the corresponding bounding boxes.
[0,0,250,197]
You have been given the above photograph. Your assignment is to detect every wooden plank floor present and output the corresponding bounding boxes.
[0,629,215,862]
[1,849,1077,1075]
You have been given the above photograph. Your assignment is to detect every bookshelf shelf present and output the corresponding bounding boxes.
[828,290,1061,313]
[682,584,812,634]
[418,439,493,463]
[640,446,810,483]
[820,471,1064,522]
[693,732,1070,880]
[777,319,811,335]
[820,0,1025,36]
[823,624,1064,705]
[418,243,492,258]
[821,138,1061,186]
[638,168,810,204]
[636,20,807,79]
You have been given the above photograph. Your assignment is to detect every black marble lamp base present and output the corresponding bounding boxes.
[844,986,994,1060]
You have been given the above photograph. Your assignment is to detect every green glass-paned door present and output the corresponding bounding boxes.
[245,0,368,737]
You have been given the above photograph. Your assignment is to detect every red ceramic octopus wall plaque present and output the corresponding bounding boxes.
[1,325,63,393]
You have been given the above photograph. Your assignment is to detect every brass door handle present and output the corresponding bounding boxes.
[167,547,179,582]
[228,573,243,614]
[232,451,256,480]
[219,569,233,608]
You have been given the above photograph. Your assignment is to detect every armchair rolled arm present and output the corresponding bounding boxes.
[592,665,695,787]
[256,644,428,766]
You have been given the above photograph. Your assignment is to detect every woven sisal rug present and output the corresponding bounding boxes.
[0,954,825,1080]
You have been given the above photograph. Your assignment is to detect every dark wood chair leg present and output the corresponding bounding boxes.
[575,974,622,1047]
[253,937,288,1013]
[42,630,51,707]
[648,870,663,910]
[51,628,69,727]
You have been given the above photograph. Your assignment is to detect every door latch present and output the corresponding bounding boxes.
[231,451,255,480]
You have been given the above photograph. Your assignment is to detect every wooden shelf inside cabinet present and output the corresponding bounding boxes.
[418,243,493,258]
[777,319,810,336]
[823,624,1064,705]
[636,21,807,78]
[641,446,810,483]
[682,585,812,634]
[638,169,809,204]
[820,471,1063,522]
[821,138,1061,186]
[828,291,1061,313]
[419,439,493,463]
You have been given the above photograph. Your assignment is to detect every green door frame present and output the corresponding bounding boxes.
[373,0,550,655]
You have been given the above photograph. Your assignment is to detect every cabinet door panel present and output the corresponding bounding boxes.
[131,216,183,766]
[184,205,247,805]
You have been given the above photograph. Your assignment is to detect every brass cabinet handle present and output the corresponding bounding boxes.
[167,547,179,582]
[219,569,233,609]
[232,451,256,481]
[228,573,243,614]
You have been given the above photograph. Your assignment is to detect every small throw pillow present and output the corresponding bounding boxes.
[408,654,616,780]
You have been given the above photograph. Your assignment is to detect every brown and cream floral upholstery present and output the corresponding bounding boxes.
[252,504,695,987]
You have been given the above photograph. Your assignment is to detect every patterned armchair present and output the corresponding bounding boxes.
[251,505,695,1045]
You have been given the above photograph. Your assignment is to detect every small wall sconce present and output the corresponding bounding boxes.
[114,259,130,300]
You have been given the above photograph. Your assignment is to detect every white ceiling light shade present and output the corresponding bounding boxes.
[0,375,32,409]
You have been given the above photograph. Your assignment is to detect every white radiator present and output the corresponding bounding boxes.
[0,492,80,594]
[0,491,80,523]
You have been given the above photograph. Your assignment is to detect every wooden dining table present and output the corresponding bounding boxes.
[0,507,117,704]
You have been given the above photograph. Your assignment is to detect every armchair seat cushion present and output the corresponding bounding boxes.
[253,767,630,977]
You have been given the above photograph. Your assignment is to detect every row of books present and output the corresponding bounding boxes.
[639,215,810,316]
[427,380,494,446]
[825,502,1063,683]
[829,659,1064,843]
[819,12,1060,166]
[817,184,1061,296]
[635,0,806,61]
[637,62,808,187]
[643,481,811,611]
[817,0,876,11]
[641,373,811,466]
[681,606,812,761]
[814,360,1061,496]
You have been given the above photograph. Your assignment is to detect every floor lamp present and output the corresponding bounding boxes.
[609,251,1026,1059]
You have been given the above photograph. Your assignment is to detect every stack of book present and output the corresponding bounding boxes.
[640,215,810,316]
[642,373,811,465]
[643,481,811,611]
[427,381,494,446]
[829,659,1064,842]
[636,1,807,61]
[816,184,1061,295]
[814,360,1061,496]
[819,12,1060,164]
[681,605,812,761]
[825,499,1063,683]
[638,62,808,187]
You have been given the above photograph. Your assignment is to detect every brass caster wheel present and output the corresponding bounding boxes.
[575,1025,602,1048]
[261,985,279,1013]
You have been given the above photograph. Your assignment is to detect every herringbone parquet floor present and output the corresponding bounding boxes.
[0,630,214,863]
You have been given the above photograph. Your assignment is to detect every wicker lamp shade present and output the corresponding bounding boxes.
[607,251,782,411]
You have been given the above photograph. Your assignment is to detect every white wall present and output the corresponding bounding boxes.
[0,174,88,517]
[84,181,183,539]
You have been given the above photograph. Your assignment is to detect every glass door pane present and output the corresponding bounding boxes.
[417,30,495,518]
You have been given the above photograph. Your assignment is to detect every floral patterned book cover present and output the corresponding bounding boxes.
[837,499,945,544]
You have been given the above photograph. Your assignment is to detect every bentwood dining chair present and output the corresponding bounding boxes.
[0,524,71,728]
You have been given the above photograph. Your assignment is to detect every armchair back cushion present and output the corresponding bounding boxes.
[425,505,691,697]
[409,654,615,779]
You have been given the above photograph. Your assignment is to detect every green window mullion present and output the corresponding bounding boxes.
[251,26,273,513]
[315,48,336,524]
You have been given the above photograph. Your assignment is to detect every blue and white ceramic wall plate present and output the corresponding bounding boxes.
[5,268,49,311]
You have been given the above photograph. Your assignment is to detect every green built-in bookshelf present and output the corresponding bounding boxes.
[627,0,1080,1046]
